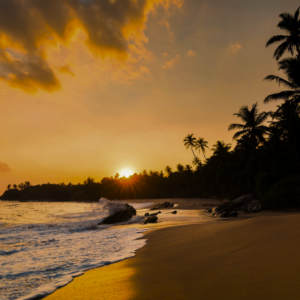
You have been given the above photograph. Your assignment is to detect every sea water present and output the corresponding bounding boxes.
[0,199,151,300]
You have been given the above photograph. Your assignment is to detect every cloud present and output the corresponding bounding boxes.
[0,162,10,172]
[227,42,242,54]
[162,54,180,69]
[60,65,75,76]
[0,0,181,93]
[187,50,196,58]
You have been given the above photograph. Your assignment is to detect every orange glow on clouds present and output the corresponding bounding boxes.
[0,0,182,93]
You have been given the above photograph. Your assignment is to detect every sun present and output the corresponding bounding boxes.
[119,168,134,178]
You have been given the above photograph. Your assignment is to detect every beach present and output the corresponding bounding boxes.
[44,201,300,300]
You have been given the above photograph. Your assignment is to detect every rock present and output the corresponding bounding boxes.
[150,202,174,210]
[144,216,158,224]
[144,213,149,217]
[205,208,212,213]
[230,211,238,217]
[124,203,136,216]
[150,211,161,216]
[98,203,136,225]
[210,195,261,218]
[171,211,177,214]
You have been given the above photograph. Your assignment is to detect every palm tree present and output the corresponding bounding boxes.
[269,100,300,165]
[185,164,192,172]
[269,100,300,142]
[264,57,300,104]
[195,137,208,160]
[228,103,270,149]
[165,165,173,176]
[266,7,300,60]
[210,141,232,166]
[192,156,202,166]
[183,134,197,159]
[176,164,184,173]
[211,141,231,157]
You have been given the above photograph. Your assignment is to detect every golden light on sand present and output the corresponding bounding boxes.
[119,168,134,178]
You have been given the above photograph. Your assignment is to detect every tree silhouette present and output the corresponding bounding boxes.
[195,137,209,160]
[266,7,300,60]
[192,156,201,166]
[13,184,17,189]
[185,164,192,172]
[228,103,269,149]
[7,184,11,190]
[183,134,197,159]
[211,141,231,156]
[165,165,173,176]
[264,57,300,104]
[269,100,300,141]
[176,164,184,173]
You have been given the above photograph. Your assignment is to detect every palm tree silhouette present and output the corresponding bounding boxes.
[195,137,208,160]
[228,103,269,149]
[211,141,231,156]
[176,164,184,173]
[185,164,192,172]
[165,165,173,176]
[266,7,300,60]
[183,134,197,159]
[269,100,300,142]
[264,57,300,104]
[211,141,232,165]
[192,156,202,166]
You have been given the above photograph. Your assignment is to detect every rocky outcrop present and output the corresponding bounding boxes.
[144,215,158,224]
[98,203,136,225]
[208,195,262,218]
[144,213,149,217]
[150,202,174,210]
[150,211,161,216]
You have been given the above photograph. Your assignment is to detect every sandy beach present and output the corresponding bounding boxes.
[44,200,300,300]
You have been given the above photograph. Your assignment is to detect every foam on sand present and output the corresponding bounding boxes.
[0,199,151,300]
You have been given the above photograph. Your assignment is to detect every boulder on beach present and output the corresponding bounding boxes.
[150,202,174,210]
[98,203,136,225]
[144,213,149,217]
[150,211,161,216]
[171,211,177,214]
[208,195,261,218]
[144,215,158,224]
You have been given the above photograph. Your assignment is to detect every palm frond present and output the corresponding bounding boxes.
[264,75,297,89]
[266,35,287,47]
[274,41,290,60]
[278,13,294,32]
[256,111,270,124]
[264,90,296,103]
[232,130,249,140]
[228,123,244,131]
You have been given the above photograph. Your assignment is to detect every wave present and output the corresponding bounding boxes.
[0,198,152,300]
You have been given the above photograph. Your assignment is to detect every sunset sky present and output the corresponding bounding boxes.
[0,0,299,194]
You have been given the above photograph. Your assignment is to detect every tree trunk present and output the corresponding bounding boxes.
[191,147,196,159]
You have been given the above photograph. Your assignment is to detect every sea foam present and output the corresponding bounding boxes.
[0,199,151,300]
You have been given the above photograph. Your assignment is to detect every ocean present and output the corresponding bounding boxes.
[0,199,151,300]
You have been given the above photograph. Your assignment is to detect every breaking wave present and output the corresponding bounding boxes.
[0,199,151,300]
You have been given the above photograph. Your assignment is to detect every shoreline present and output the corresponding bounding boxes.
[44,204,300,300]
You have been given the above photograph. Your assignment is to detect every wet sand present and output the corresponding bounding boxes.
[44,199,300,300]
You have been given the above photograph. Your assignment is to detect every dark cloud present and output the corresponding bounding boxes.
[0,162,10,172]
[0,0,158,92]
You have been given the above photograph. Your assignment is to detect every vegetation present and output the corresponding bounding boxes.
[1,7,300,208]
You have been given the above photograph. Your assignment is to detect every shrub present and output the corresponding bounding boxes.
[260,175,300,208]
